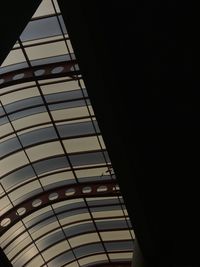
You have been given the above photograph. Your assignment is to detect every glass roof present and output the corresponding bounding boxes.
[0,0,134,266]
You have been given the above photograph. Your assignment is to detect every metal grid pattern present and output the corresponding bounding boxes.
[0,0,134,266]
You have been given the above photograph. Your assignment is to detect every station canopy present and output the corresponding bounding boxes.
[0,1,135,266]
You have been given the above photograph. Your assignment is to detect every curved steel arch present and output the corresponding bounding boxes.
[0,60,79,89]
[0,180,120,235]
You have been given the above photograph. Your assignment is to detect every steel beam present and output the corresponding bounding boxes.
[0,60,79,89]
[0,180,119,235]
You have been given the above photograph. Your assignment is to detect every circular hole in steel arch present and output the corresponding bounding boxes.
[48,192,59,201]
[0,78,4,84]
[97,185,108,192]
[65,188,76,196]
[51,66,64,74]
[16,207,26,216]
[34,69,45,76]
[13,73,25,80]
[70,64,79,71]
[113,185,120,191]
[32,199,42,207]
[0,218,11,227]
[82,186,92,194]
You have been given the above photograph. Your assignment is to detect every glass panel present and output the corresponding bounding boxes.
[59,14,67,34]
[0,105,5,116]
[30,218,60,239]
[58,117,93,125]
[53,199,85,213]
[51,106,89,121]
[22,35,63,46]
[12,245,39,267]
[44,89,84,103]
[0,123,13,137]
[76,167,110,183]
[98,135,106,149]
[39,77,71,85]
[49,100,85,111]
[0,221,25,248]
[1,165,35,190]
[90,204,123,213]
[57,121,96,138]
[18,123,52,135]
[25,141,63,162]
[8,180,42,204]
[42,240,70,261]
[0,133,16,143]
[1,87,40,105]
[21,16,62,42]
[5,102,46,120]
[25,41,68,60]
[66,39,74,54]
[12,112,51,131]
[69,152,105,167]
[36,229,65,250]
[87,197,123,207]
[58,211,91,226]
[47,250,75,267]
[0,116,8,127]
[1,49,26,67]
[108,252,133,261]
[33,0,55,18]
[9,106,46,122]
[96,218,130,231]
[0,184,4,197]
[53,0,61,13]
[33,156,69,175]
[78,254,108,267]
[100,230,132,241]
[69,233,100,247]
[78,79,85,88]
[0,81,36,95]
[64,221,95,238]
[0,195,12,216]
[0,151,29,177]
[64,262,79,267]
[23,206,53,228]
[41,80,79,94]
[105,241,134,252]
[0,62,28,74]
[19,126,57,147]
[26,254,45,267]
[5,232,32,260]
[31,53,74,66]
[0,137,21,158]
[91,209,124,219]
[41,171,75,189]
[64,136,100,153]
[73,243,104,258]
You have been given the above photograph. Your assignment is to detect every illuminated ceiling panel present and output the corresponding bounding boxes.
[0,0,134,266]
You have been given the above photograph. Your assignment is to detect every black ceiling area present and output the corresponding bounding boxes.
[0,1,199,267]
[0,1,42,66]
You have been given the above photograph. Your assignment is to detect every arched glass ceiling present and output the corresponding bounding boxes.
[0,0,135,266]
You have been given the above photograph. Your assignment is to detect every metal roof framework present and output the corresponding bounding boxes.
[0,1,134,266]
